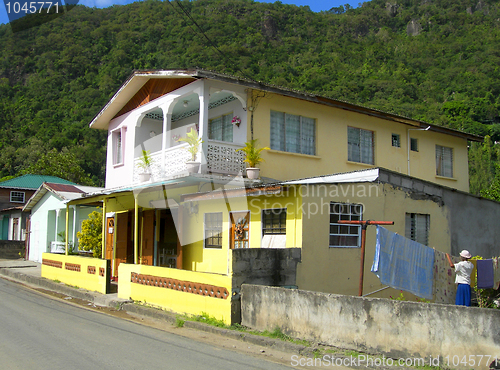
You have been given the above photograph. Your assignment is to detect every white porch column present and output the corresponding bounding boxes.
[198,83,210,173]
[72,205,78,252]
[160,102,172,177]
[54,209,60,243]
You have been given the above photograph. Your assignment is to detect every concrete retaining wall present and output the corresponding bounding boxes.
[241,284,500,369]
[0,240,25,259]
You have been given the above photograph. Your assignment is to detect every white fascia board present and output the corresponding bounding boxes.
[283,168,380,185]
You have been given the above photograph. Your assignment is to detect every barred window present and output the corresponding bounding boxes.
[262,208,286,235]
[204,212,223,249]
[329,203,363,248]
[270,111,316,155]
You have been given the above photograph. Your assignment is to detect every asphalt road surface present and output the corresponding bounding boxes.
[0,277,295,370]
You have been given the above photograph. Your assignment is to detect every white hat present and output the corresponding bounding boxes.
[460,250,472,259]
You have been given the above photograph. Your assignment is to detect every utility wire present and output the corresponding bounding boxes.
[166,0,257,82]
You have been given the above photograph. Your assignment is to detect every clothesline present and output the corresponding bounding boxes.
[371,226,500,302]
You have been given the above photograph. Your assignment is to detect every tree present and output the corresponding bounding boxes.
[21,148,95,185]
[77,210,103,258]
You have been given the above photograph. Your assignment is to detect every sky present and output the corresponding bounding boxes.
[0,0,360,27]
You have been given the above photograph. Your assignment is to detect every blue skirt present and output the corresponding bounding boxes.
[456,284,471,306]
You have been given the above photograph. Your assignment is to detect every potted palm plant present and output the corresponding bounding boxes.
[137,150,153,182]
[237,139,270,179]
[177,128,203,174]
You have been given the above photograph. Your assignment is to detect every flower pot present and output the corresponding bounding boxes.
[246,167,260,179]
[138,172,151,182]
[186,161,200,174]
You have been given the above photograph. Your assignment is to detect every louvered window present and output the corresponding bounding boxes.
[405,213,430,246]
[270,111,315,155]
[348,127,374,165]
[436,145,453,177]
[209,113,233,142]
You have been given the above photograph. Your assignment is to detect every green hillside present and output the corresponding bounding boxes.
[0,0,499,194]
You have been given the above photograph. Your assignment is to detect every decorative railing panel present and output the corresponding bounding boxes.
[207,141,245,175]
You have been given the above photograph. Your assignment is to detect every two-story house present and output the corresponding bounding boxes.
[53,69,499,324]
[0,175,77,241]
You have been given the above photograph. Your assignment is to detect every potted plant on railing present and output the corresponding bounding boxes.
[137,150,153,182]
[177,128,203,174]
[236,139,270,179]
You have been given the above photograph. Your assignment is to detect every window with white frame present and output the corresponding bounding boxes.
[204,212,223,249]
[270,111,316,155]
[329,203,363,247]
[435,145,453,177]
[348,127,374,164]
[10,191,25,203]
[113,129,123,165]
[405,213,430,246]
[262,208,286,235]
[209,112,233,142]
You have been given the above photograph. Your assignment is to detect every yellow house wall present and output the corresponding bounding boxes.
[182,188,302,275]
[296,183,450,300]
[41,253,109,294]
[248,92,469,192]
[117,263,232,324]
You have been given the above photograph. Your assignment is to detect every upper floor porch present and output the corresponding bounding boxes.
[105,78,251,189]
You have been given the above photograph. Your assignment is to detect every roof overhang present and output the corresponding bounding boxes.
[89,68,483,142]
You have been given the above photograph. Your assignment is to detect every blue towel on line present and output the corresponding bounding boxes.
[371,226,435,300]
[477,259,494,289]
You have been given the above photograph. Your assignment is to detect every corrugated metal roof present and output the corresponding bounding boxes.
[45,183,84,193]
[0,175,76,190]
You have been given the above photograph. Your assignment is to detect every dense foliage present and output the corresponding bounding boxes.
[1,0,499,195]
[77,210,103,258]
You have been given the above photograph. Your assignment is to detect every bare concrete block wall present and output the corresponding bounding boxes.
[231,248,301,324]
[231,248,301,288]
[241,284,500,369]
[0,241,25,259]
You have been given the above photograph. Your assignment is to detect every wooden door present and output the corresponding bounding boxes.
[141,210,155,265]
[230,212,250,249]
[115,212,129,273]
[105,217,114,261]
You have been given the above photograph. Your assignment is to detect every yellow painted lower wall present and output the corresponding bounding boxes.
[118,263,233,324]
[41,253,109,294]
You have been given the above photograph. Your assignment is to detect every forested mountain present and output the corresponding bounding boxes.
[0,0,499,194]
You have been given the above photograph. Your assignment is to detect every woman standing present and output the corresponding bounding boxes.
[446,250,474,306]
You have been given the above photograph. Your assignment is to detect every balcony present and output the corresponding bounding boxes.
[133,140,246,182]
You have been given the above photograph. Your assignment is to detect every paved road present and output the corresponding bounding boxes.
[0,278,293,370]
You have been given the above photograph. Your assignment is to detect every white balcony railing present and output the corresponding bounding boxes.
[133,141,245,182]
[206,141,246,175]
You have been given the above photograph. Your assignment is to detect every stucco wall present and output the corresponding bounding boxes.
[297,181,451,298]
[241,284,500,370]
[252,92,470,191]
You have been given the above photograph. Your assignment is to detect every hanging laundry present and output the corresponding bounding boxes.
[433,250,460,304]
[371,226,435,300]
[477,259,494,289]
[494,257,500,290]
